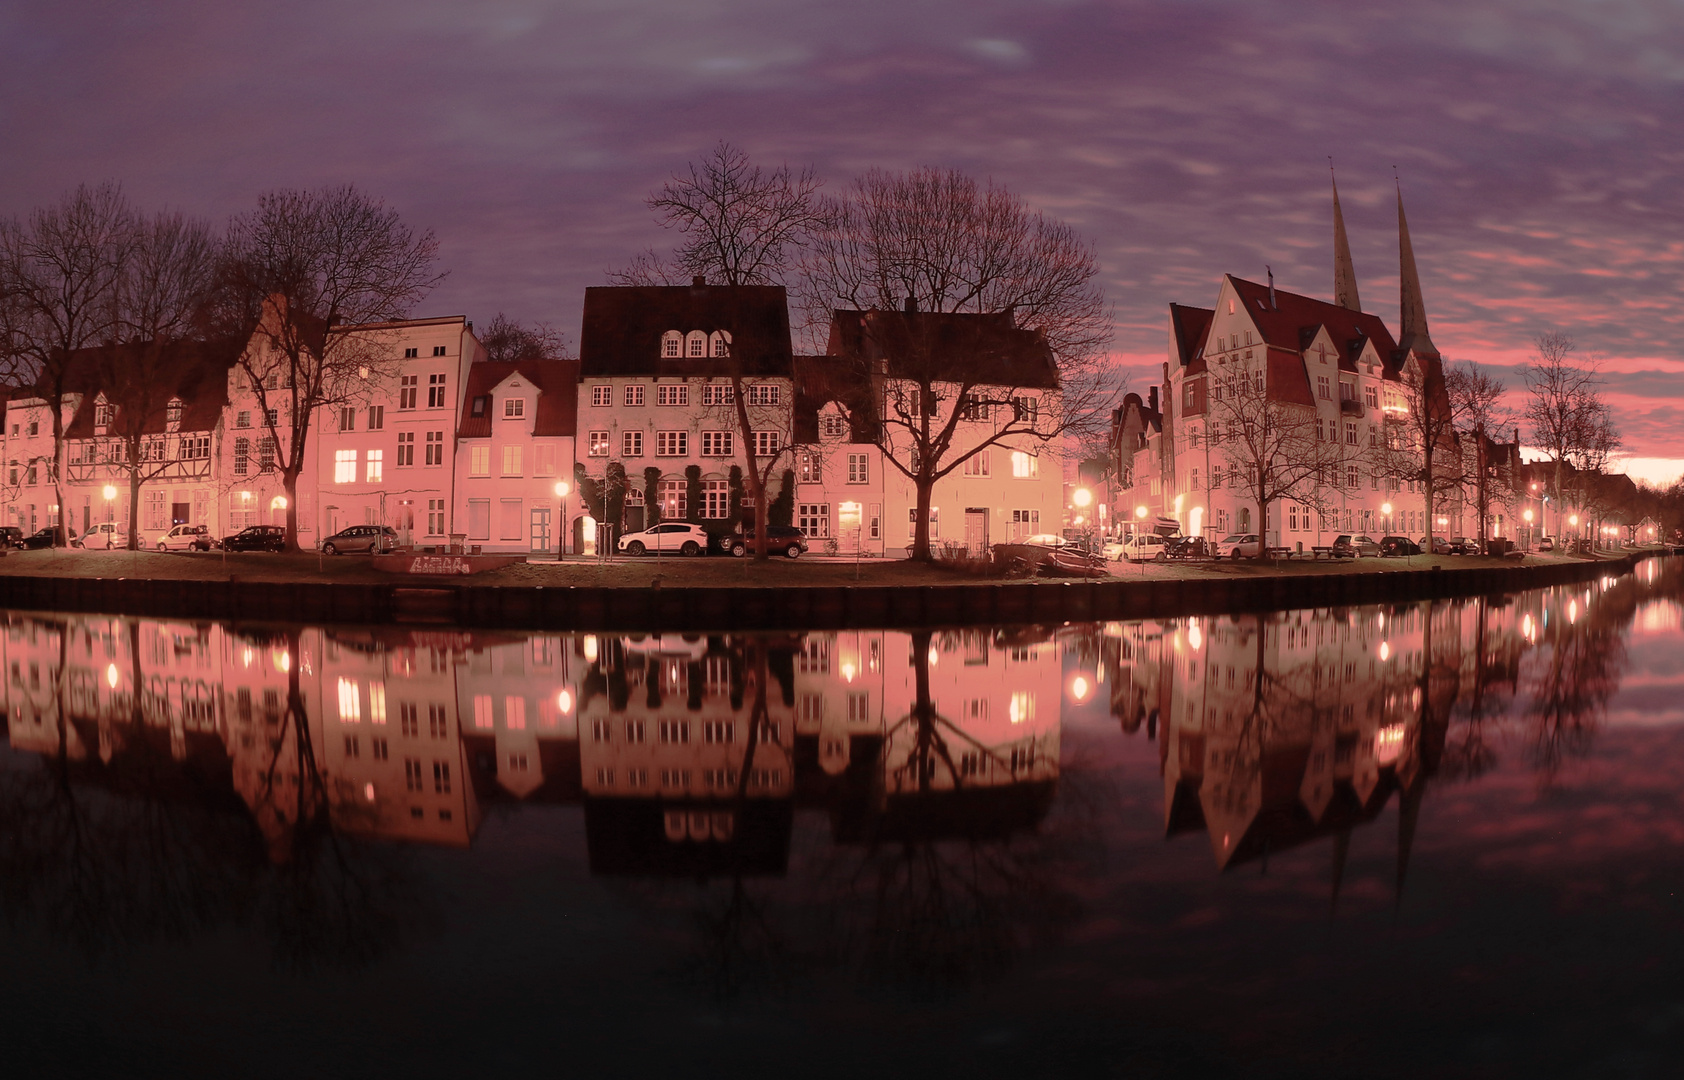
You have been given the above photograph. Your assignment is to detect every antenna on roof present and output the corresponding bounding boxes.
[1266,265,1276,310]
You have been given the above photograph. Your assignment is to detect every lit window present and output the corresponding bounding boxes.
[502,445,522,475]
[470,446,490,476]
[334,449,356,483]
[1010,450,1038,478]
[474,694,493,729]
[337,678,360,722]
[366,449,383,483]
[369,682,387,725]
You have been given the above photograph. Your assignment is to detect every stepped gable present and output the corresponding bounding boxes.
[456,358,579,440]
[578,283,793,379]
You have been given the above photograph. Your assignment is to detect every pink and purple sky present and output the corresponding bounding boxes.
[5,1,1682,480]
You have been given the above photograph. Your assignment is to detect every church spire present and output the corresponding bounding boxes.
[1397,178,1438,358]
[1331,163,1362,312]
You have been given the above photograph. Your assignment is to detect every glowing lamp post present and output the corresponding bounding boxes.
[1523,508,1534,551]
[553,480,571,559]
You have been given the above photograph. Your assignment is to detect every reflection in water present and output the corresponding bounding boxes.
[0,559,1674,989]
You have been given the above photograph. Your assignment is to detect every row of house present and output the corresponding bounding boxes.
[2,282,1064,556]
[1109,183,1527,549]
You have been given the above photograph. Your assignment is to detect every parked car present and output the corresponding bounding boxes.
[320,524,399,555]
[724,524,807,559]
[1213,533,1264,559]
[221,525,287,552]
[619,521,712,557]
[1160,536,1212,560]
[1447,536,1474,554]
[22,526,79,549]
[155,523,214,551]
[0,526,25,549]
[1329,534,1380,558]
[1538,535,1555,551]
[1379,535,1421,557]
[1418,535,1453,555]
[1107,533,1170,561]
[81,522,129,550]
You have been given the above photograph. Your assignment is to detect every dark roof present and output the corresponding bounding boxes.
[1225,275,1399,373]
[456,359,580,439]
[825,308,1059,390]
[1169,304,1214,372]
[578,284,793,379]
[61,340,236,439]
[792,354,876,444]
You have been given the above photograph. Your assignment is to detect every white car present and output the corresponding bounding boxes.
[155,523,214,551]
[1106,533,1169,561]
[617,522,711,556]
[1213,533,1264,559]
[81,522,129,550]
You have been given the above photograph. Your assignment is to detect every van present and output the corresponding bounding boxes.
[1105,533,1170,561]
[81,522,128,550]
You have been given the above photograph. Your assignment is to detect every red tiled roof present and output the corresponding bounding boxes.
[1226,276,1399,372]
[456,359,579,440]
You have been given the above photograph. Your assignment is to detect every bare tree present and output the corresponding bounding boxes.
[1445,361,1512,549]
[221,186,444,551]
[98,211,222,548]
[800,168,1114,560]
[1205,363,1349,557]
[1524,332,1618,542]
[1371,356,1460,554]
[610,143,820,559]
[0,182,135,545]
[478,312,570,363]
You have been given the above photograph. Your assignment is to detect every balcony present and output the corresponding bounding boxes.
[1340,397,1363,417]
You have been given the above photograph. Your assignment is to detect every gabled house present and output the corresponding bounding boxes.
[454,358,579,553]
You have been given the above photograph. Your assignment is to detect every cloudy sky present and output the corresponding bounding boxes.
[5,0,1682,478]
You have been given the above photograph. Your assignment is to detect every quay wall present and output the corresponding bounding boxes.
[0,552,1670,631]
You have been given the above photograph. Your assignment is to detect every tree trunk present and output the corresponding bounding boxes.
[128,467,143,551]
[52,408,67,547]
[910,474,934,561]
[284,465,302,552]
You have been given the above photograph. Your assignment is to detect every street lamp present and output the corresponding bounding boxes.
[553,480,571,559]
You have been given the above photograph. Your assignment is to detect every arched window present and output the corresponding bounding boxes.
[661,331,682,358]
[686,331,707,358]
[710,330,732,357]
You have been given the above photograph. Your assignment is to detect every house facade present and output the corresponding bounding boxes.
[454,359,579,554]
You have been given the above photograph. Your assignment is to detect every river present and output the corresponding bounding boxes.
[1,559,1680,1078]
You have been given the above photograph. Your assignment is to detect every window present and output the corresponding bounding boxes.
[623,385,645,407]
[397,431,414,466]
[798,504,830,538]
[711,331,731,357]
[366,449,383,483]
[752,431,780,457]
[340,407,356,432]
[433,761,451,794]
[1012,396,1039,424]
[907,507,939,538]
[747,384,779,406]
[655,431,688,456]
[821,414,846,439]
[502,445,522,475]
[662,331,681,358]
[234,437,250,476]
[427,499,445,535]
[335,449,356,483]
[534,443,555,476]
[848,453,869,483]
[1344,422,1357,446]
[1346,465,1359,489]
[367,405,384,430]
[145,490,167,531]
[962,451,990,477]
[27,420,38,436]
[1339,380,1356,403]
[592,385,611,407]
[425,431,443,466]
[588,431,609,457]
[657,384,689,406]
[622,431,643,457]
[658,479,685,519]
[404,347,419,359]
[1010,509,1040,541]
[702,383,734,406]
[702,480,729,518]
[400,375,418,409]
[504,397,524,418]
[798,450,821,483]
[165,400,183,428]
[338,677,361,722]
[95,403,115,429]
[959,398,991,422]
[1364,385,1378,409]
[1317,375,1331,401]
[428,374,447,408]
[236,410,251,429]
[469,446,490,476]
[1316,418,1325,442]
[1369,425,1378,447]
[1010,450,1038,478]
[405,758,423,791]
[701,431,733,456]
[433,345,447,357]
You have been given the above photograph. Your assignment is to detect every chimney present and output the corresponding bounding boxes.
[1267,265,1276,310]
[904,295,917,315]
[692,275,706,287]
[1148,386,1158,414]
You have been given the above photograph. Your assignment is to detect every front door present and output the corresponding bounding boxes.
[964,508,988,555]
[530,508,552,553]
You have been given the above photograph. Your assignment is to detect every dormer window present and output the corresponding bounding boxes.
[686,331,706,358]
[95,404,114,432]
[166,399,183,430]
[504,398,525,418]
[662,331,682,358]
[710,330,732,357]
[470,395,489,417]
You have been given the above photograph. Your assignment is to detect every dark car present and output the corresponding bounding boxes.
[1447,536,1474,554]
[0,526,24,549]
[1379,535,1421,557]
[1330,534,1380,558]
[22,526,78,549]
[724,525,808,559]
[221,525,287,552]
[320,524,398,555]
[1159,536,1212,560]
